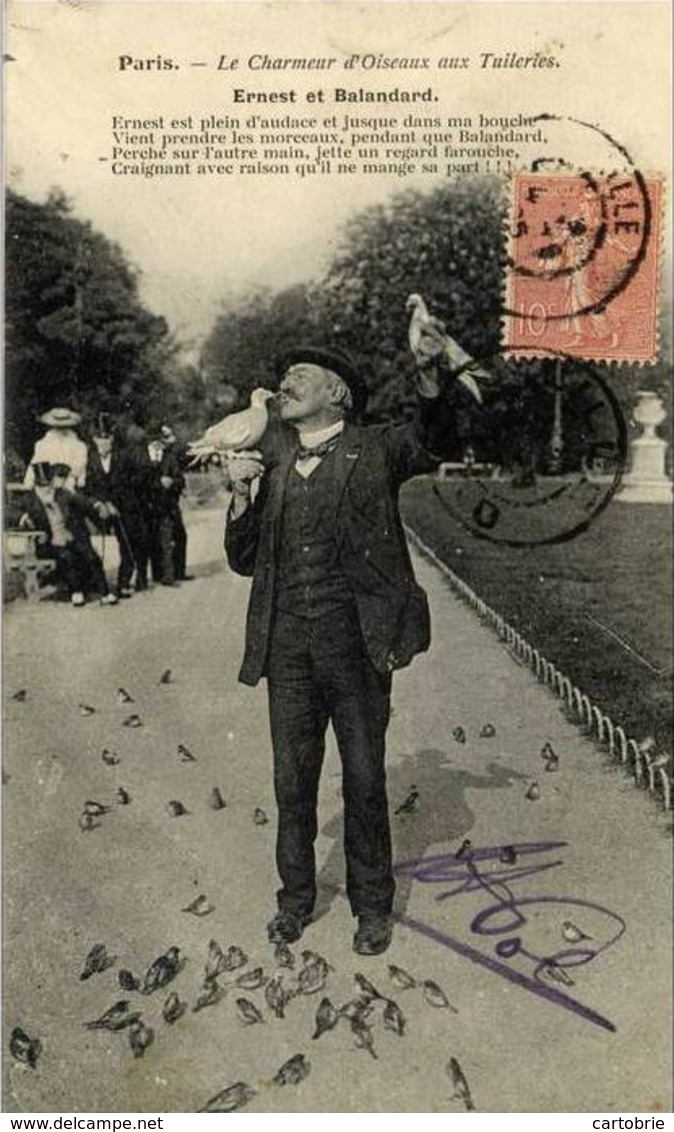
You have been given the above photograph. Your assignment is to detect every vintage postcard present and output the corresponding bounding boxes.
[2,0,672,1119]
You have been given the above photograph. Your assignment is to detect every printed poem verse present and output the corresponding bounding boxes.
[104,110,550,179]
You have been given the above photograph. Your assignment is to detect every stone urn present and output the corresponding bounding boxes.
[619,390,672,503]
[633,390,667,438]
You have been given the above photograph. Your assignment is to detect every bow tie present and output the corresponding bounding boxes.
[296,436,341,461]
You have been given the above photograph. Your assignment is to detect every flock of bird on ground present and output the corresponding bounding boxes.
[8,634,582,1112]
[10,935,474,1112]
[3,295,642,1110]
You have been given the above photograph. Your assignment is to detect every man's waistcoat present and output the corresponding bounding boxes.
[276,457,354,618]
[225,417,441,686]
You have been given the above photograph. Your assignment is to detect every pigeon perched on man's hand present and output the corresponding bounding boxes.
[406,293,486,403]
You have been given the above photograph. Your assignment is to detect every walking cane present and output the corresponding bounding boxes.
[100,527,107,575]
[114,514,138,584]
[95,519,110,600]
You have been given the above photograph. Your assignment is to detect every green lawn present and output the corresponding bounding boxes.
[401,478,673,749]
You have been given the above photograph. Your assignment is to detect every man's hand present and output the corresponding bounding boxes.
[226,450,265,517]
[411,316,446,398]
[160,475,174,490]
[226,450,265,491]
[411,316,446,368]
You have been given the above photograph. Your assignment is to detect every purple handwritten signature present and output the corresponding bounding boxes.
[393,841,625,1032]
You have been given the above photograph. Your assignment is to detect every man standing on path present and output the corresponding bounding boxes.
[224,327,452,956]
[160,424,192,582]
[148,431,186,587]
[87,425,156,595]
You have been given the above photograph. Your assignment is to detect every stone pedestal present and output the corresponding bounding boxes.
[618,391,672,503]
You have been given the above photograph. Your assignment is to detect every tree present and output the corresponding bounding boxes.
[200,177,506,425]
[198,175,674,470]
[313,177,505,419]
[5,188,173,460]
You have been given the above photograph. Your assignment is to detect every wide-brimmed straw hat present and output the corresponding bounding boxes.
[38,407,82,428]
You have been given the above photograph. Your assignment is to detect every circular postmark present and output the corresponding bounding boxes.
[503,114,653,324]
[510,168,607,282]
[432,346,627,547]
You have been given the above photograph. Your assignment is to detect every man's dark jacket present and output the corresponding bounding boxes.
[225,396,451,686]
[86,440,184,518]
[150,447,186,516]
[86,440,154,519]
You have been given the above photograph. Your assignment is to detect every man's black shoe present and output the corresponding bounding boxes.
[353,913,392,956]
[267,910,309,944]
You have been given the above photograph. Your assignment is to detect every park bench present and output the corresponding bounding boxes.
[3,482,57,601]
[3,529,57,601]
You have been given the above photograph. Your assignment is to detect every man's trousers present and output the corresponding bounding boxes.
[52,541,107,596]
[150,506,186,584]
[172,508,188,580]
[266,604,394,920]
[116,509,151,591]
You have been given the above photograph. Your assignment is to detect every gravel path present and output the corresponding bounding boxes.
[3,505,671,1113]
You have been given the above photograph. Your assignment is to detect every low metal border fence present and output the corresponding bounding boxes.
[404,524,672,812]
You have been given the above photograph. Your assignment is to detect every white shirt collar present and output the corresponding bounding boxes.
[294,420,345,449]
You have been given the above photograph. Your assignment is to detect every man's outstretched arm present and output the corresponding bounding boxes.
[384,321,468,483]
[223,451,267,576]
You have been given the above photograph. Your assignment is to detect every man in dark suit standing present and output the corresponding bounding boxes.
[86,427,155,595]
[225,326,449,956]
[147,431,187,587]
[160,424,191,582]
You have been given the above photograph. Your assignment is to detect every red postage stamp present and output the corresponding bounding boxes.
[503,172,663,363]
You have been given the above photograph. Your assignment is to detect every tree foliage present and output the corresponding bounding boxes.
[5,188,173,460]
[7,178,669,470]
[200,177,506,426]
[200,175,672,471]
[317,178,505,417]
[199,283,320,412]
